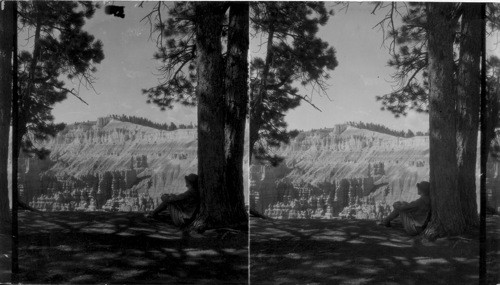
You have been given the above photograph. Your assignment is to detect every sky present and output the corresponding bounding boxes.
[49,1,197,126]
[277,3,429,133]
[45,2,499,133]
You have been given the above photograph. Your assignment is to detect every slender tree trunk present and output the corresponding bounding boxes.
[485,71,499,145]
[0,0,14,232]
[456,3,482,228]
[424,2,466,238]
[18,7,42,154]
[249,3,276,161]
[224,2,249,226]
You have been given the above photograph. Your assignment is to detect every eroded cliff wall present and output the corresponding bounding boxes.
[22,119,198,201]
[251,125,432,215]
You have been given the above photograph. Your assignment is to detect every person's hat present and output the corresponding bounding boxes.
[417,181,430,194]
[185,173,198,185]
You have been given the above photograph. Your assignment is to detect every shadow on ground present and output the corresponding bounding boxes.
[0,233,11,283]
[17,212,247,284]
[487,215,500,285]
[250,217,488,285]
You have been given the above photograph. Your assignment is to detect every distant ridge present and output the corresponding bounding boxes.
[69,114,196,132]
[297,122,428,140]
[345,121,428,138]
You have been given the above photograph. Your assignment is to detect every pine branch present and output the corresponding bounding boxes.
[52,85,89,105]
[284,90,322,112]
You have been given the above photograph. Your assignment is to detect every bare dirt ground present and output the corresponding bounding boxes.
[487,215,500,284]
[8,211,247,284]
[0,213,498,284]
[250,216,499,285]
[0,232,10,283]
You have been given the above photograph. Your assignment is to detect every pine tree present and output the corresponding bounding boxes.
[169,122,177,131]
[406,129,415,138]
[372,2,493,237]
[249,2,338,165]
[17,1,104,157]
[486,56,500,146]
[141,2,248,230]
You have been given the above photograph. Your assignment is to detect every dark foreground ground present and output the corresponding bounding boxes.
[250,216,500,285]
[487,215,500,284]
[2,211,248,284]
[1,214,498,284]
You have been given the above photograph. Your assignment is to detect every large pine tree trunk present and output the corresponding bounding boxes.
[456,3,482,228]
[223,2,249,227]
[424,2,466,238]
[0,1,14,232]
[191,3,245,231]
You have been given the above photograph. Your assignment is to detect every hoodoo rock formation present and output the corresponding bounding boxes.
[19,116,199,212]
[251,124,500,219]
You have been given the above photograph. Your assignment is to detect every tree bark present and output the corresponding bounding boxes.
[224,2,249,226]
[456,3,482,228]
[0,0,14,232]
[191,2,244,231]
[424,2,466,238]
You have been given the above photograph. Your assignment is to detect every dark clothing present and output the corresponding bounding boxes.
[163,188,199,220]
[155,188,199,226]
[385,196,431,236]
[400,211,424,236]
[401,196,431,228]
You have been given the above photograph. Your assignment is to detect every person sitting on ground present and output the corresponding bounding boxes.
[378,181,431,236]
[146,173,200,228]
